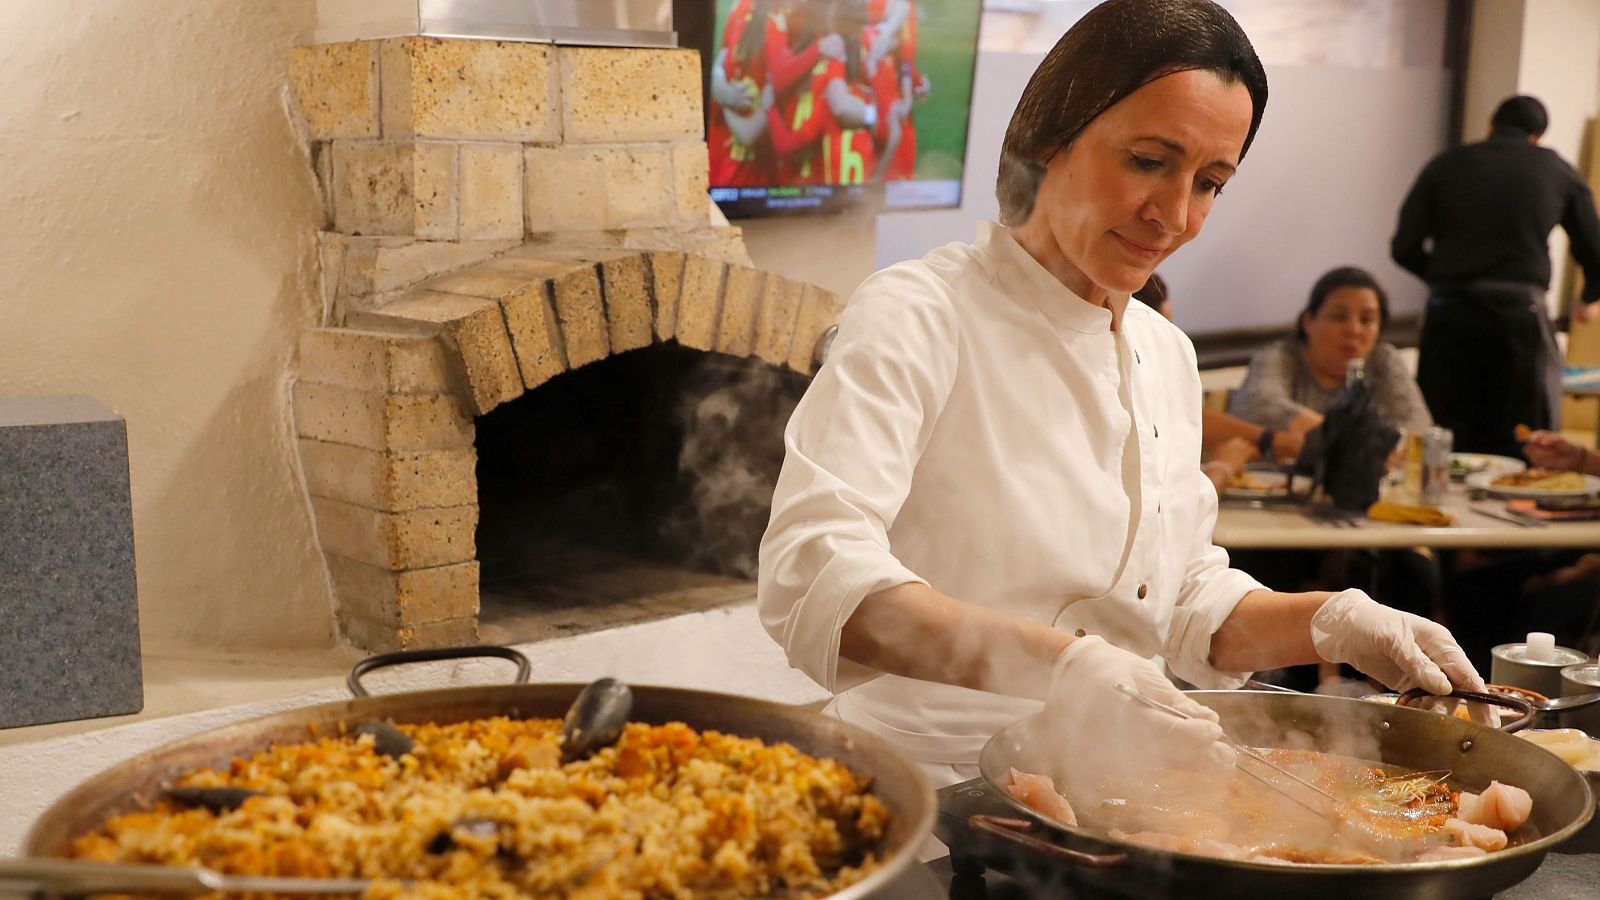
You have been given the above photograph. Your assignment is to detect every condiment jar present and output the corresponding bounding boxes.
[1560,662,1600,735]
[1491,632,1591,701]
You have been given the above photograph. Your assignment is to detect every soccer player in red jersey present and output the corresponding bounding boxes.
[765,31,876,186]
[709,1,831,188]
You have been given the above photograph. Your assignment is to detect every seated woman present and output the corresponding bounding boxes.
[1228,266,1431,435]
[1225,267,1439,687]
[1136,273,1306,495]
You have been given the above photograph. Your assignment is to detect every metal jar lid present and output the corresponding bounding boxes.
[1492,642,1590,668]
[1562,662,1600,690]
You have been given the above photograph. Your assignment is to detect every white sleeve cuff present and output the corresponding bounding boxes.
[778,553,926,693]
[1164,567,1263,689]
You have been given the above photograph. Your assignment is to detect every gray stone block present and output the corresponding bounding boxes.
[0,396,143,729]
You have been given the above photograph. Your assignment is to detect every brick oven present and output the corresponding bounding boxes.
[285,35,840,652]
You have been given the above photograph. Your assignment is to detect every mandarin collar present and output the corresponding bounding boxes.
[974,221,1129,334]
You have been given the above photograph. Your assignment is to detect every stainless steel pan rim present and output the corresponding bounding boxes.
[24,648,935,900]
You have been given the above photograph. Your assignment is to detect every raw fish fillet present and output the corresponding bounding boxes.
[1006,767,1078,826]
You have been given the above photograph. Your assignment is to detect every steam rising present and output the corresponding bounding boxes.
[663,359,805,579]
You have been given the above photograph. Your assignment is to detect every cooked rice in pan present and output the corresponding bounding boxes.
[70,718,890,898]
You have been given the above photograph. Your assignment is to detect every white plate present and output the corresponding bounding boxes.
[1223,470,1306,499]
[1448,452,1526,480]
[1465,469,1600,499]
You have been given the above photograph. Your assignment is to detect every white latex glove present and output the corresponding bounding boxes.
[1045,635,1236,770]
[1310,589,1486,696]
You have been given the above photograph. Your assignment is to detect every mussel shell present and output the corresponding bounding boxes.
[165,785,263,813]
[560,678,633,764]
[355,721,417,757]
[426,816,501,854]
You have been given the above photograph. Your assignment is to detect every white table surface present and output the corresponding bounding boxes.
[1213,483,1600,549]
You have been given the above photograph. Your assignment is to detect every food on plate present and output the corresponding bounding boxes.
[1004,749,1536,866]
[1455,781,1532,831]
[1517,728,1598,767]
[69,718,890,898]
[1004,767,1077,826]
[1489,468,1591,492]
[1226,471,1286,493]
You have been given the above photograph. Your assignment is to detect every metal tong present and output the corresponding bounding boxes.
[0,857,375,896]
[1113,684,1343,824]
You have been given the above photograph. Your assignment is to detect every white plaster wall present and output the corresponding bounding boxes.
[0,602,827,856]
[1516,0,1600,309]
[0,1,337,649]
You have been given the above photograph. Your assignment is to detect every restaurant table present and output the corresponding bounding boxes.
[1213,484,1600,550]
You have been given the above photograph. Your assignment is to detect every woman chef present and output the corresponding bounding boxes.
[757,0,1485,790]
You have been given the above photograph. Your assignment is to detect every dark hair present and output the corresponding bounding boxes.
[996,0,1268,225]
[1133,272,1168,307]
[1296,266,1389,341]
[1491,95,1548,137]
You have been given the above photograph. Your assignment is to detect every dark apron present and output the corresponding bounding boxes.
[1416,281,1561,459]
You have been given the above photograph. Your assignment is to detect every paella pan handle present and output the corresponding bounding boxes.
[967,816,1128,869]
[1396,688,1537,733]
[346,645,533,697]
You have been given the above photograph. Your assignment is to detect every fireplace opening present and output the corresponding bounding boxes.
[475,344,811,640]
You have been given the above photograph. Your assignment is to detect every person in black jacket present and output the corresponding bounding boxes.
[1391,95,1600,459]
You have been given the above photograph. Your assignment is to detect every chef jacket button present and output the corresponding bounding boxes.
[1137,583,1149,599]
[1074,629,1087,638]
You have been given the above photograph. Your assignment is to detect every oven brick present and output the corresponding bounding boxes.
[600,252,654,353]
[299,328,454,395]
[299,441,476,512]
[715,265,764,357]
[326,555,479,628]
[293,382,473,451]
[507,246,656,357]
[650,251,686,341]
[368,239,522,295]
[288,41,380,140]
[489,251,612,370]
[310,497,478,570]
[349,291,522,415]
[331,141,416,235]
[523,144,676,232]
[559,47,702,144]
[671,140,710,226]
[412,141,458,240]
[675,255,727,351]
[480,259,576,390]
[622,226,752,266]
[340,611,480,652]
[459,142,524,241]
[381,37,560,142]
[788,284,843,375]
[753,275,804,367]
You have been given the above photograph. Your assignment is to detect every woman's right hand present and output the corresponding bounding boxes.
[1045,635,1235,773]
[1523,430,1588,472]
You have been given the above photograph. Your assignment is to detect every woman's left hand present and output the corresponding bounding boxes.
[1309,589,1485,695]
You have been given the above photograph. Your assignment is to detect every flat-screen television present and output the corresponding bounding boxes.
[677,0,981,217]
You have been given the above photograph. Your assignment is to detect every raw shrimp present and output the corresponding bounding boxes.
[1443,817,1508,852]
[1006,767,1078,826]
[1456,781,1532,831]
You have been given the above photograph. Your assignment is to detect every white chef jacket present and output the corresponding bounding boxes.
[757,221,1264,769]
